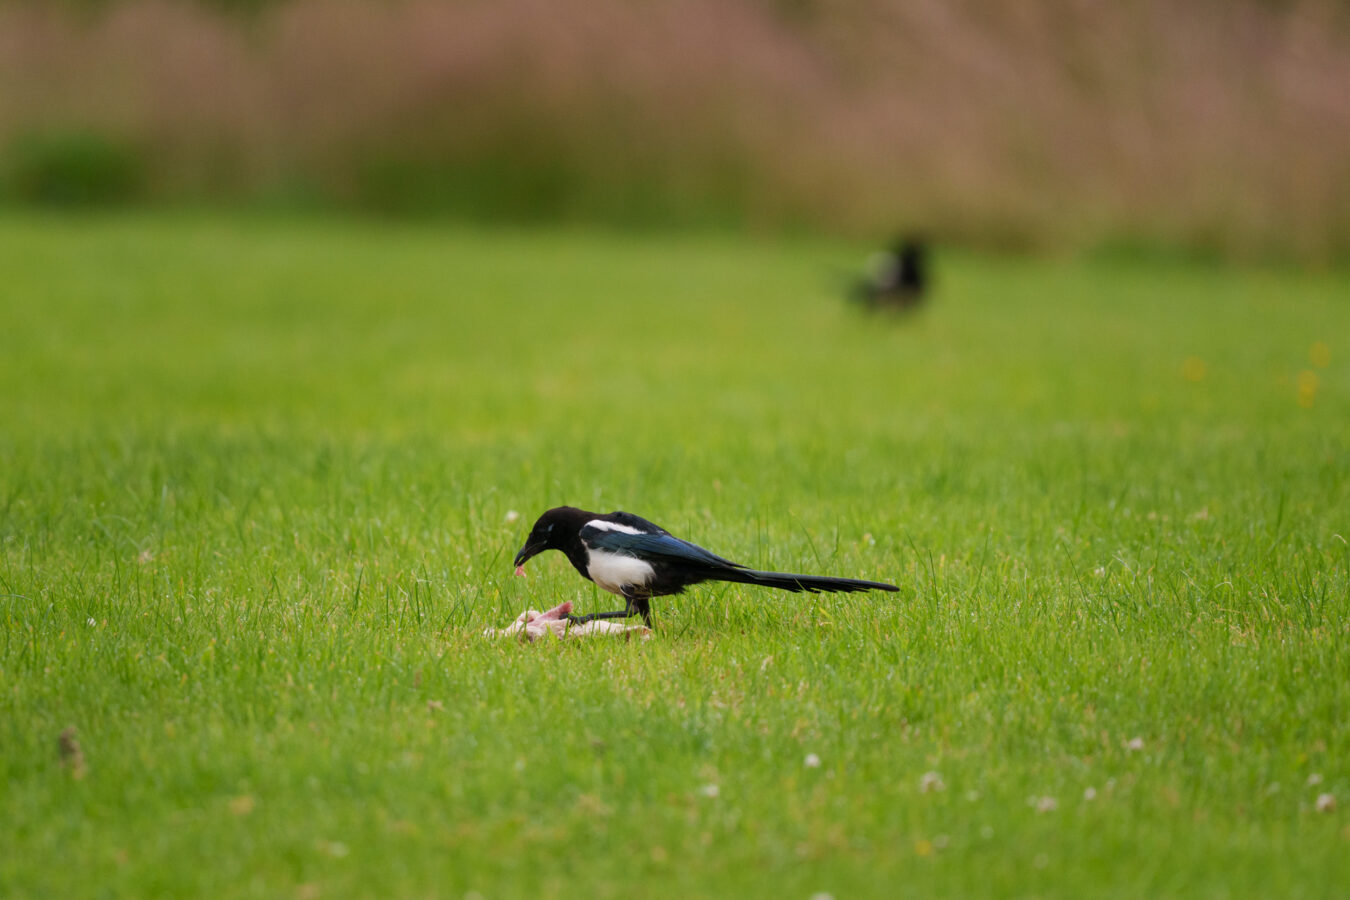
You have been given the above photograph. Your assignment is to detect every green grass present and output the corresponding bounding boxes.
[1,213,1347,899]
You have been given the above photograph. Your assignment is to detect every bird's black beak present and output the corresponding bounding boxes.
[513,541,545,568]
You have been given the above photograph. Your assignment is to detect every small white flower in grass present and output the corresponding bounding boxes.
[1307,773,1324,787]
[698,783,720,798]
[809,893,835,900]
[1033,795,1058,813]
[1316,793,1336,813]
[1126,736,1145,751]
[1084,786,1097,801]
[87,618,96,627]
[1093,567,1106,578]
[804,753,821,769]
[919,771,945,793]
[505,510,520,524]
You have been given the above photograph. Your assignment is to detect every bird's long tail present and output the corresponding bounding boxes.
[724,569,899,594]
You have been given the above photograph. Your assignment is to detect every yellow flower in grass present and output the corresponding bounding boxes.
[1181,356,1207,382]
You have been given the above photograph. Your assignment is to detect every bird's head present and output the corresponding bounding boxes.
[512,507,581,570]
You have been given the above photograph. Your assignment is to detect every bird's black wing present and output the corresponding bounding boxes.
[581,526,747,572]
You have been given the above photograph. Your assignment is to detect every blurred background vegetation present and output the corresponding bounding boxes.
[2,0,1348,261]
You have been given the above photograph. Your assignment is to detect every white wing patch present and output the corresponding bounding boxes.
[586,549,655,596]
[585,519,645,535]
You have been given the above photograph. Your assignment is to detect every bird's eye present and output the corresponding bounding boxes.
[546,523,554,533]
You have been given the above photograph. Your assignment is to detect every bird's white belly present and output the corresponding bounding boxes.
[586,550,655,596]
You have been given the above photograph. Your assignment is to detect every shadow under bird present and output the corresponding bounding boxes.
[513,506,899,628]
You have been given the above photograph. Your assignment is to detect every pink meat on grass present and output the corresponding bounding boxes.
[486,601,650,642]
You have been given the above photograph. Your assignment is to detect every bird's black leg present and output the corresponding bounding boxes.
[566,608,633,625]
[629,596,653,629]
[567,588,654,629]
[619,589,653,629]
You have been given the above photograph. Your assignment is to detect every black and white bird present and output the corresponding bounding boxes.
[512,506,899,628]
[851,236,929,310]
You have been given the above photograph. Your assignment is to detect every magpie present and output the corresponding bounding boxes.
[512,506,899,628]
[852,236,929,310]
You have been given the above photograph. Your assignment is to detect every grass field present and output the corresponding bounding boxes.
[2,214,1347,898]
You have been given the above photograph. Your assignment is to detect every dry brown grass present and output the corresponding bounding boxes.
[2,0,1348,258]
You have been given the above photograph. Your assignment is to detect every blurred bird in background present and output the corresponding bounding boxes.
[852,236,929,311]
